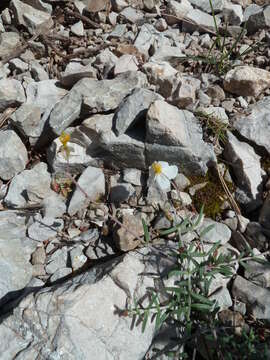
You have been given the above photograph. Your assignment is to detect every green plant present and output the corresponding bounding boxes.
[182,0,259,75]
[129,208,269,359]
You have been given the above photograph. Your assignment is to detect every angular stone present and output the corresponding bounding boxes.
[167,0,193,18]
[234,96,270,155]
[26,80,68,113]
[223,2,243,25]
[200,106,229,124]
[49,71,148,136]
[10,104,42,145]
[114,54,138,75]
[45,247,68,274]
[224,66,270,97]
[113,213,144,251]
[145,100,216,175]
[110,183,135,203]
[183,9,221,33]
[4,162,51,208]
[198,218,231,245]
[60,62,97,87]
[246,5,270,34]
[50,267,72,282]
[114,88,162,135]
[171,75,201,108]
[232,275,270,319]
[123,168,142,186]
[0,248,174,359]
[42,191,66,218]
[11,0,53,34]
[224,132,262,210]
[0,130,28,180]
[68,166,105,216]
[0,78,25,111]
[30,60,49,81]
[71,21,84,36]
[143,60,178,98]
[28,215,64,242]
[70,245,88,271]
[245,249,270,288]
[0,32,21,58]
[0,211,32,304]
[259,194,270,230]
[189,0,224,13]
[134,24,157,58]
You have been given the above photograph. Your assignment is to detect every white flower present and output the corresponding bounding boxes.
[149,161,178,192]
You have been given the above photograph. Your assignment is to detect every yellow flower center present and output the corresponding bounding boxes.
[59,132,70,147]
[152,162,162,175]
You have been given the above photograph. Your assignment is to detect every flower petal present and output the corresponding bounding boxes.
[155,174,171,192]
[163,164,178,180]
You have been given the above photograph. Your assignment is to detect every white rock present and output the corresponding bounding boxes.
[0,130,28,181]
[68,166,105,215]
[70,21,84,36]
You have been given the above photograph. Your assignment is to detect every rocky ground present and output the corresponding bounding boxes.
[0,0,270,359]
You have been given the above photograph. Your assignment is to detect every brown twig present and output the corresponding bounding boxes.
[65,8,102,29]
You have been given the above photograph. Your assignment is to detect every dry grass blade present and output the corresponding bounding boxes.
[216,164,241,215]
[0,107,16,129]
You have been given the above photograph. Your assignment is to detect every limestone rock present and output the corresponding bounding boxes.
[0,130,28,181]
[4,162,51,208]
[0,78,25,111]
[68,166,105,216]
[224,66,270,97]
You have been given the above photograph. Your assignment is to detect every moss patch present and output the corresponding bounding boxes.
[188,169,234,219]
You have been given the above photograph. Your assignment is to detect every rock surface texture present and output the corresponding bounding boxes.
[0,0,270,358]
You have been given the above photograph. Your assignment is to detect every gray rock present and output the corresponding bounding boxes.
[123,168,142,186]
[42,191,66,218]
[143,60,178,98]
[224,132,263,210]
[189,0,224,13]
[47,128,96,173]
[198,218,231,245]
[183,9,221,33]
[30,60,49,81]
[28,215,64,242]
[0,32,21,58]
[114,88,162,135]
[199,106,229,124]
[246,5,270,34]
[174,173,191,190]
[121,6,144,23]
[0,78,25,111]
[234,96,270,155]
[50,267,72,282]
[70,21,84,36]
[93,48,118,76]
[113,213,143,251]
[49,71,148,136]
[114,54,139,75]
[26,79,68,114]
[45,247,68,274]
[110,183,136,203]
[232,275,270,319]
[10,104,42,145]
[70,245,88,271]
[223,2,243,25]
[168,0,193,18]
[31,245,46,265]
[259,194,270,230]
[0,211,32,304]
[68,166,105,216]
[243,4,261,22]
[134,24,158,58]
[10,0,53,34]
[9,58,29,73]
[85,237,115,260]
[4,162,51,208]
[224,66,270,97]
[0,247,180,359]
[171,75,201,108]
[0,130,28,180]
[60,61,97,87]
[245,248,270,288]
[145,100,216,175]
